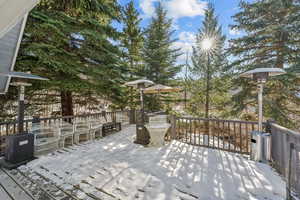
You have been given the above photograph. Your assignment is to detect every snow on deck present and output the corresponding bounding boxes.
[22,125,285,200]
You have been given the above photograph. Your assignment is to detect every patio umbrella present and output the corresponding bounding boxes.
[143,84,181,94]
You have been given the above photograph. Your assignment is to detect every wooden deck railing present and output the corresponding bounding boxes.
[171,116,265,155]
[270,123,300,199]
[0,110,130,156]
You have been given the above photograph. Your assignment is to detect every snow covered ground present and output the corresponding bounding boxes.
[22,125,285,200]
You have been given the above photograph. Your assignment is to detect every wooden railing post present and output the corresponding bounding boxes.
[112,111,116,122]
[102,110,107,122]
[170,115,177,140]
[265,119,275,133]
[287,143,294,200]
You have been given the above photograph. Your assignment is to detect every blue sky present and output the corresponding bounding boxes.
[116,0,253,63]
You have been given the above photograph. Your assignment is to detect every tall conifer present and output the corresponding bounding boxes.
[121,0,144,78]
[120,0,144,109]
[190,4,227,118]
[142,3,182,111]
[15,0,123,116]
[228,0,300,127]
[142,3,182,84]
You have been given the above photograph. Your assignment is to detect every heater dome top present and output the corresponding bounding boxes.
[124,79,154,88]
[240,68,286,79]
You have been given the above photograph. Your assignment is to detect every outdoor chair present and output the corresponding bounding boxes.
[74,121,90,144]
[89,118,105,140]
[102,113,121,136]
[32,124,60,155]
[58,122,74,148]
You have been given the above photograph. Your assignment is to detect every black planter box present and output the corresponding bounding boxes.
[5,133,34,164]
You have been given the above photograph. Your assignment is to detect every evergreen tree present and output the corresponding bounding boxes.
[121,0,144,78]
[15,0,124,116]
[183,52,191,109]
[142,3,182,111]
[120,0,144,109]
[190,4,227,118]
[143,3,182,84]
[228,0,300,127]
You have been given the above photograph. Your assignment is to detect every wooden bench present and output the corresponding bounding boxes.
[102,122,121,136]
[102,114,121,136]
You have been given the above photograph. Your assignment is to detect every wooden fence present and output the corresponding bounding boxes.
[171,116,263,155]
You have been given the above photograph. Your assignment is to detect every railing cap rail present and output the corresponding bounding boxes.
[0,110,130,126]
[175,116,263,125]
[270,122,300,136]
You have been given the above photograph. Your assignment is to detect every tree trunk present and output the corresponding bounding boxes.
[205,55,210,135]
[61,91,74,117]
[205,76,210,119]
[130,59,134,110]
[205,55,210,119]
[275,35,285,69]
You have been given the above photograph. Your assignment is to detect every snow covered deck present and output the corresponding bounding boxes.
[20,125,285,200]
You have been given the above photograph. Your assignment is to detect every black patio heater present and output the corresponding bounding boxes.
[125,79,154,145]
[0,72,48,167]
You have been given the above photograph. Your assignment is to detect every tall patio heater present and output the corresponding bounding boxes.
[240,68,286,132]
[240,68,286,161]
[125,79,154,145]
[0,0,42,168]
[1,72,49,132]
[0,72,48,167]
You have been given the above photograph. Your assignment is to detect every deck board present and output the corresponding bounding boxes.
[22,125,285,200]
[0,184,12,200]
[0,169,33,200]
